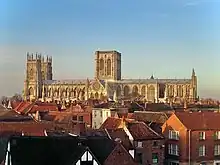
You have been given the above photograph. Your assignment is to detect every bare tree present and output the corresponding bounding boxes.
[1,96,9,105]
[10,93,23,102]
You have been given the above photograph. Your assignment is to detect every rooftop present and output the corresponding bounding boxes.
[174,111,220,130]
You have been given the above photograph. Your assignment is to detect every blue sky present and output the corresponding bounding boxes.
[0,0,220,99]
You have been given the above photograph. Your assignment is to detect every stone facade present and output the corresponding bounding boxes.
[23,50,198,103]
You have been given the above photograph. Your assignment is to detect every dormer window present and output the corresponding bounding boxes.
[199,132,205,140]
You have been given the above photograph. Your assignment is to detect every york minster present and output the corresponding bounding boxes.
[23,50,197,103]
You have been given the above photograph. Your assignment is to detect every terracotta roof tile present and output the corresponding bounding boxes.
[128,122,164,140]
[14,101,58,114]
[175,111,220,130]
[29,104,58,113]
[14,102,33,113]
[0,122,54,136]
[106,129,133,150]
[100,117,123,130]
[11,101,22,109]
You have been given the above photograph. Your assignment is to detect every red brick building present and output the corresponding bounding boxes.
[162,111,220,165]
[101,117,165,165]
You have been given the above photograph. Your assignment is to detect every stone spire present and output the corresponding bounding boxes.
[192,68,196,77]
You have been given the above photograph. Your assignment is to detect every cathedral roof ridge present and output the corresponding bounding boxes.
[117,78,191,84]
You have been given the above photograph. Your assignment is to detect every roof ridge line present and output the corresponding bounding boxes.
[141,121,164,138]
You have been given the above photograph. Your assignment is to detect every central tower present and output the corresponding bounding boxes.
[95,50,121,81]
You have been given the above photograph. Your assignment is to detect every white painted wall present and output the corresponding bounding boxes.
[92,108,111,129]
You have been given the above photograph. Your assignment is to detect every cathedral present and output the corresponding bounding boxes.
[23,50,197,103]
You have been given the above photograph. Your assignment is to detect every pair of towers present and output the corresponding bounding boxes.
[23,53,53,101]
[23,50,122,101]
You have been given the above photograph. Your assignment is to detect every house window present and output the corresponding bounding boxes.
[214,131,220,140]
[79,116,84,122]
[199,145,205,156]
[72,115,77,121]
[168,144,179,156]
[100,111,102,117]
[152,153,158,164]
[169,130,179,140]
[106,111,109,117]
[214,145,220,155]
[153,141,158,147]
[137,141,143,148]
[199,132,205,140]
[136,153,143,164]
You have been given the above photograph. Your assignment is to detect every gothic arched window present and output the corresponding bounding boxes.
[107,59,111,76]
[141,86,146,97]
[100,59,104,71]
[29,69,34,79]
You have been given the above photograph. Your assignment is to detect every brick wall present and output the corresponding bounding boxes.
[135,139,165,165]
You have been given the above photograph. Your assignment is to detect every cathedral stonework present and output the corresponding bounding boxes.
[23,50,198,103]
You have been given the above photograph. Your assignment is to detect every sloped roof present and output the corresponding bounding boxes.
[0,121,54,136]
[174,111,220,130]
[133,111,170,124]
[10,101,22,109]
[106,128,133,150]
[145,103,173,111]
[14,101,58,115]
[82,137,116,164]
[100,117,123,130]
[14,101,34,114]
[0,107,33,122]
[104,143,137,165]
[128,122,164,140]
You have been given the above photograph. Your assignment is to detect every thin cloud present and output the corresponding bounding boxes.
[183,0,220,7]
[184,2,199,6]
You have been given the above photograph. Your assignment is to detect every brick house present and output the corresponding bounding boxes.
[101,117,165,165]
[162,111,220,165]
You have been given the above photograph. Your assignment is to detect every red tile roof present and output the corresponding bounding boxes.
[128,122,164,140]
[14,101,58,114]
[100,117,123,130]
[14,101,33,113]
[28,104,58,113]
[11,101,22,109]
[0,121,54,136]
[174,111,220,130]
[106,129,132,150]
